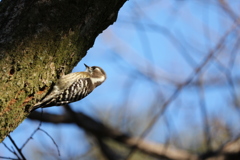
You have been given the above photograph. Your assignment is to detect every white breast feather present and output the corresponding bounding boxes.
[91,76,105,85]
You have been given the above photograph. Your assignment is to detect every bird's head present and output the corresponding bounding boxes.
[84,64,107,86]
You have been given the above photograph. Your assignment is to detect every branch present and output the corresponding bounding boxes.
[96,138,124,160]
[2,142,19,158]
[28,108,198,160]
[28,107,240,160]
[8,135,26,160]
[38,128,60,157]
[0,156,19,160]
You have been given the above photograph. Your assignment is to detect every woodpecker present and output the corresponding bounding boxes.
[30,64,106,112]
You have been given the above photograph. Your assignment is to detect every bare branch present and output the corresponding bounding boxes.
[28,105,240,160]
[96,138,124,160]
[2,142,20,159]
[28,108,198,160]
[38,128,60,157]
[21,111,43,149]
[0,156,20,160]
[8,135,26,160]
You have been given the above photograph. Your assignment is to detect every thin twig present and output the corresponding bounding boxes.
[0,156,20,160]
[21,112,43,149]
[39,128,60,157]
[22,109,61,158]
[2,142,14,154]
[8,135,26,160]
[21,128,38,150]
[2,142,20,159]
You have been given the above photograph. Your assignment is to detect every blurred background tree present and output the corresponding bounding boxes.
[1,0,240,160]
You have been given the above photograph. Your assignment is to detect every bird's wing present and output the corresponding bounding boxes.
[56,72,91,90]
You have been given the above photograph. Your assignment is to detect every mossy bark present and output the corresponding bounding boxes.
[0,0,127,142]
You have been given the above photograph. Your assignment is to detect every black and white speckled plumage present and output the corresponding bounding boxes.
[30,64,106,112]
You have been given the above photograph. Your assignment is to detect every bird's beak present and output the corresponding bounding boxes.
[84,64,90,72]
[84,63,89,68]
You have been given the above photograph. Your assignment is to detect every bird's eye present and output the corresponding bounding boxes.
[92,66,96,70]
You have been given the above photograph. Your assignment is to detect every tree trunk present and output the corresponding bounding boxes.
[0,0,127,142]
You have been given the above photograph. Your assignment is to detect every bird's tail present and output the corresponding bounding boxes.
[29,102,42,112]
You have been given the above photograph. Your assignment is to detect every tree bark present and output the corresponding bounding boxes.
[0,0,127,142]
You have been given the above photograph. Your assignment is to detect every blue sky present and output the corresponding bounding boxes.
[1,0,240,159]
